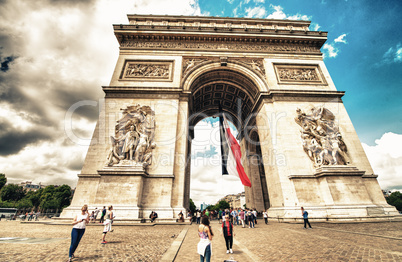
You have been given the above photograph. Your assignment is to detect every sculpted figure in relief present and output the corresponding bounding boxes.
[106,105,156,167]
[295,106,350,167]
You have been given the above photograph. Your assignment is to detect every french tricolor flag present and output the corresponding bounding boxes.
[219,113,252,187]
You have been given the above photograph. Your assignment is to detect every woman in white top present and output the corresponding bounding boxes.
[198,215,213,262]
[263,210,268,224]
[102,205,114,244]
[67,204,89,262]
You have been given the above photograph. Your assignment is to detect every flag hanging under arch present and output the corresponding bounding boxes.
[219,113,252,187]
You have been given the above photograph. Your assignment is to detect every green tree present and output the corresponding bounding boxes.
[0,173,6,190]
[189,198,196,213]
[39,185,55,210]
[42,198,60,210]
[0,200,15,208]
[54,185,72,209]
[0,184,26,202]
[386,191,402,212]
[26,189,43,208]
[217,200,230,210]
[17,198,33,209]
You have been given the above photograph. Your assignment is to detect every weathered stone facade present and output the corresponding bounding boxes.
[61,15,399,221]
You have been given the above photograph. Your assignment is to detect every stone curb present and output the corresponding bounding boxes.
[160,226,189,262]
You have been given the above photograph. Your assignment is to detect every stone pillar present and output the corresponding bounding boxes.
[255,102,289,217]
[171,97,189,216]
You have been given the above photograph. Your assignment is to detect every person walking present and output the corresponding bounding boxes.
[198,215,213,262]
[301,207,312,229]
[196,210,201,224]
[248,210,255,228]
[67,204,89,262]
[221,214,234,254]
[252,209,258,225]
[94,207,100,222]
[231,209,238,226]
[99,206,106,224]
[239,209,245,228]
[263,210,268,224]
[101,206,114,244]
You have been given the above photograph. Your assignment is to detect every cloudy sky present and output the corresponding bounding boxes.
[0,0,401,207]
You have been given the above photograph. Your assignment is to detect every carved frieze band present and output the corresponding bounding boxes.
[182,57,266,76]
[120,40,320,54]
[120,60,174,82]
[274,64,326,85]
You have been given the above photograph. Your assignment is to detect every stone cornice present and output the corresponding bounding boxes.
[252,89,345,113]
[114,15,327,52]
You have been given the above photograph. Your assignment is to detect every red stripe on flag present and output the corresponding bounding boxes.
[226,128,252,187]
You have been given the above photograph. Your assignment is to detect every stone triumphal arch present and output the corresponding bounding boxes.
[61,15,398,221]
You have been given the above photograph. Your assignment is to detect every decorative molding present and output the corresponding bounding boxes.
[288,166,365,179]
[97,165,149,177]
[274,63,327,85]
[232,58,266,75]
[127,17,312,33]
[314,166,365,177]
[120,40,321,54]
[182,57,211,75]
[120,60,174,82]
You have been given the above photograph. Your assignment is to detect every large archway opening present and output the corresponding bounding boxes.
[185,66,270,211]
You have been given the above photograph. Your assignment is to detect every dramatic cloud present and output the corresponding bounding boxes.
[362,132,402,191]
[322,33,348,59]
[381,43,402,64]
[0,0,204,189]
[322,43,339,58]
[311,23,321,31]
[245,6,266,18]
[267,5,311,20]
[334,33,348,44]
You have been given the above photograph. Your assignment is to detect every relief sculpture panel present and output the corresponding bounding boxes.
[106,105,156,168]
[120,60,173,81]
[295,106,350,167]
[274,64,326,85]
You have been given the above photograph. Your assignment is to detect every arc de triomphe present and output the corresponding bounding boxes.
[61,15,398,221]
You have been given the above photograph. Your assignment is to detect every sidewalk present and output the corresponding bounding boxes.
[175,221,255,262]
[0,219,401,261]
[175,220,402,261]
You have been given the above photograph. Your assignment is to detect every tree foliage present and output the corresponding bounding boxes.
[387,191,402,212]
[0,184,26,202]
[0,173,6,190]
[0,174,72,212]
[217,200,230,210]
[189,198,196,213]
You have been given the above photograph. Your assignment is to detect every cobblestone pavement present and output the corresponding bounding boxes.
[0,220,401,261]
[176,220,402,262]
[0,221,182,262]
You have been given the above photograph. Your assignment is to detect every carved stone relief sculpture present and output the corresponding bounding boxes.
[106,104,156,167]
[295,106,350,167]
[232,58,266,75]
[120,60,173,81]
[182,58,210,75]
[278,68,318,81]
[274,64,326,85]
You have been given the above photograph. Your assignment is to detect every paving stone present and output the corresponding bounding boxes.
[0,220,401,261]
